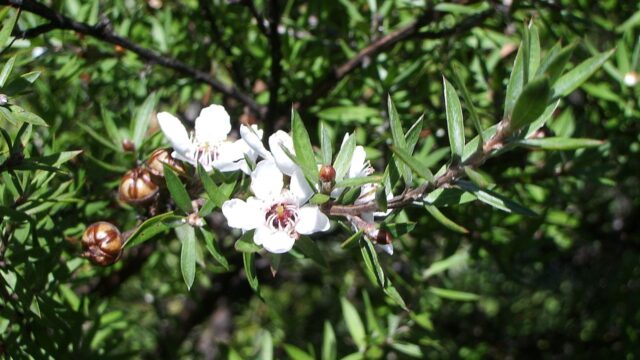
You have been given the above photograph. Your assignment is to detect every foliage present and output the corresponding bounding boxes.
[1,0,640,359]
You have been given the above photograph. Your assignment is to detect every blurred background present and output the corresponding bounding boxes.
[1,0,640,358]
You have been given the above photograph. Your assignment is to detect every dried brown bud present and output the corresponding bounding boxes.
[82,222,123,266]
[319,165,336,182]
[118,167,159,205]
[374,230,393,245]
[145,148,185,178]
[114,44,125,55]
[121,138,135,152]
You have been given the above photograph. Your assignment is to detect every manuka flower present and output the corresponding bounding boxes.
[157,104,261,173]
[222,159,330,253]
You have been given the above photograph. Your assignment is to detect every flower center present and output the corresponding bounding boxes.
[189,133,221,168]
[265,202,299,233]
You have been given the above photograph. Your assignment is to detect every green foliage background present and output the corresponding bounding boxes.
[1,0,640,358]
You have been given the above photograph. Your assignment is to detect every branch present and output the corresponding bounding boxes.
[326,119,510,217]
[3,0,263,115]
[299,8,494,109]
[240,0,270,37]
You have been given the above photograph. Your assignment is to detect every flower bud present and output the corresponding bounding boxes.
[319,165,336,182]
[82,222,123,266]
[0,94,8,106]
[374,229,393,245]
[118,167,159,205]
[624,71,639,87]
[145,148,185,178]
[121,138,135,152]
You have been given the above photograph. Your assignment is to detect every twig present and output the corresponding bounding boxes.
[2,0,263,115]
[240,0,270,37]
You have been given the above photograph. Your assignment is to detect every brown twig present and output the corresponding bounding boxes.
[2,0,263,115]
[240,0,270,37]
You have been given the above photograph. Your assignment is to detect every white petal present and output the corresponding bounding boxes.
[240,125,272,160]
[290,168,314,205]
[377,243,394,255]
[295,206,330,234]
[195,104,231,144]
[255,227,296,253]
[251,160,284,200]
[268,130,297,176]
[348,146,367,178]
[221,198,262,231]
[157,112,194,157]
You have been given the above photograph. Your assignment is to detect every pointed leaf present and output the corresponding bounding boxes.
[322,321,337,360]
[0,55,16,87]
[390,146,433,181]
[443,77,465,161]
[177,225,197,290]
[291,109,319,183]
[131,93,158,147]
[424,205,468,234]
[458,180,537,216]
[164,164,192,214]
[340,298,366,350]
[510,77,550,130]
[333,133,356,181]
[552,49,615,98]
[199,228,229,270]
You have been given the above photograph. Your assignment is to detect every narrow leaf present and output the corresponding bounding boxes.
[0,55,16,87]
[0,8,19,48]
[333,133,356,181]
[516,137,604,150]
[131,92,158,147]
[457,180,537,216]
[451,63,483,144]
[320,121,333,165]
[243,252,260,293]
[199,228,229,270]
[291,109,319,183]
[552,49,615,98]
[322,321,337,360]
[340,298,366,350]
[164,164,192,214]
[390,146,433,181]
[510,77,550,130]
[429,286,480,301]
[177,225,197,290]
[443,77,465,161]
[124,212,179,248]
[424,205,469,234]
[295,236,327,268]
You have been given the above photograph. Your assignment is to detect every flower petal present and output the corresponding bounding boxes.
[255,227,296,253]
[377,243,394,255]
[348,145,368,178]
[251,159,284,200]
[268,130,297,176]
[157,112,194,158]
[195,104,231,144]
[221,198,262,231]
[241,124,272,160]
[290,167,314,205]
[295,205,330,234]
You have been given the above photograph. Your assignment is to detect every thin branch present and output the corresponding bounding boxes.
[299,8,494,109]
[326,120,510,217]
[240,0,270,37]
[2,0,264,115]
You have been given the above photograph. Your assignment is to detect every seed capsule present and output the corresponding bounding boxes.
[82,222,124,266]
[118,167,159,205]
[145,148,185,178]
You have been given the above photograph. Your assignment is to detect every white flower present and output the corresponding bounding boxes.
[222,159,330,253]
[157,104,261,173]
[623,71,638,87]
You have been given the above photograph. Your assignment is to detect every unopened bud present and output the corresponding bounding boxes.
[145,148,185,178]
[122,138,135,152]
[624,71,639,87]
[374,229,393,245]
[319,165,336,182]
[82,222,123,266]
[118,167,159,205]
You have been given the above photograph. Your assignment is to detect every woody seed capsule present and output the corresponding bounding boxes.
[145,148,185,178]
[118,167,159,205]
[82,221,124,266]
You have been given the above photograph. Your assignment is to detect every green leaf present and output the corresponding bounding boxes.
[199,228,229,270]
[529,22,541,76]
[516,137,604,151]
[309,193,331,205]
[510,77,550,130]
[552,49,615,98]
[235,230,260,252]
[334,175,382,189]
[360,238,386,288]
[457,180,537,216]
[197,164,232,208]
[504,40,526,117]
[429,286,480,301]
[259,331,273,360]
[443,77,465,161]
[291,109,319,183]
[8,105,48,127]
[124,212,179,248]
[320,121,333,165]
[405,115,424,153]
[390,146,433,182]
[451,63,483,144]
[463,167,494,188]
[177,224,197,290]
[381,222,416,238]
[388,95,412,184]
[317,106,382,125]
[0,8,19,48]
[164,164,192,214]
[295,236,327,268]
[322,321,337,360]
[390,342,423,358]
[283,345,314,360]
[243,252,260,293]
[78,123,120,152]
[424,205,468,234]
[333,133,356,181]
[341,230,363,248]
[0,55,16,88]
[131,92,158,148]
[422,249,469,279]
[537,42,577,85]
[340,297,366,350]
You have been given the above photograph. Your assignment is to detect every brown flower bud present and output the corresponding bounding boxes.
[374,230,393,245]
[118,167,159,205]
[82,222,123,266]
[121,138,135,152]
[145,148,185,178]
[319,165,336,182]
